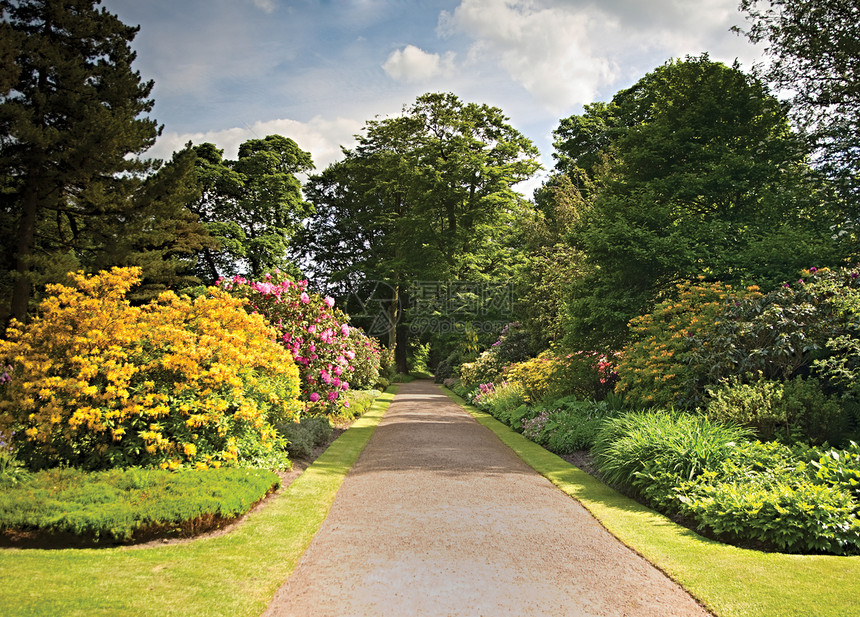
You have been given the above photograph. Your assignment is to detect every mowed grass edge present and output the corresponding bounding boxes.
[0,387,397,617]
[443,387,860,617]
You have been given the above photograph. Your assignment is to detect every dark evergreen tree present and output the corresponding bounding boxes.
[88,145,216,302]
[0,0,160,323]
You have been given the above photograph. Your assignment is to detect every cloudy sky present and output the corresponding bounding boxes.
[102,0,767,194]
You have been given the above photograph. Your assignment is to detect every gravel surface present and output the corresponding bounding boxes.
[263,380,712,616]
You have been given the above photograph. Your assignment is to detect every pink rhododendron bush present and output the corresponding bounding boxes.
[222,272,376,414]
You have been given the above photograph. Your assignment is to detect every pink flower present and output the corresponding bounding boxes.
[341,381,349,391]
[328,391,339,401]
[324,296,335,307]
[308,324,317,334]
[300,292,310,304]
[345,350,356,360]
[309,392,320,402]
[333,366,343,376]
[341,324,350,337]
[344,401,350,408]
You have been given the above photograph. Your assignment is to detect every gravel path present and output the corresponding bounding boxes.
[263,380,712,616]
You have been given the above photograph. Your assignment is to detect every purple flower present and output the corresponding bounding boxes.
[809,266,818,273]
[309,392,320,403]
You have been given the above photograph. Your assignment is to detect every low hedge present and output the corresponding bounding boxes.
[0,467,280,546]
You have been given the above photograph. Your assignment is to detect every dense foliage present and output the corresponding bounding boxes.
[556,55,837,349]
[0,0,159,320]
[299,92,540,369]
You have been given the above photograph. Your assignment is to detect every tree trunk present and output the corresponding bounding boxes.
[387,284,399,349]
[9,181,40,324]
[395,323,409,374]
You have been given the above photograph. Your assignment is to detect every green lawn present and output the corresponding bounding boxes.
[0,388,396,617]
[445,388,860,617]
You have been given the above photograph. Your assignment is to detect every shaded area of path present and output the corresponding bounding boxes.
[264,380,711,616]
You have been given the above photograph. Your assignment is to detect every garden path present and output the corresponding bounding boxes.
[263,380,711,617]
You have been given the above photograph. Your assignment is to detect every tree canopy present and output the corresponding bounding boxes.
[555,55,837,350]
[299,92,540,367]
[737,0,860,214]
[191,135,314,282]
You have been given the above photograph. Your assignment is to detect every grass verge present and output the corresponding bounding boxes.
[0,387,397,617]
[443,387,860,617]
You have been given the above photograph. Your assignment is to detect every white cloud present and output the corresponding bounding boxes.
[439,0,618,111]
[147,115,364,172]
[250,0,276,13]
[438,0,759,112]
[382,45,456,83]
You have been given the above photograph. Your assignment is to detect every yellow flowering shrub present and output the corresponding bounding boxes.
[503,352,563,403]
[615,279,762,408]
[0,267,301,470]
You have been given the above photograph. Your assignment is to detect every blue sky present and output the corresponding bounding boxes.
[102,0,767,195]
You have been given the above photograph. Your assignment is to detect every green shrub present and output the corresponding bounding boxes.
[591,410,753,495]
[492,322,534,364]
[545,350,620,401]
[542,400,621,453]
[678,473,860,554]
[705,375,844,444]
[346,328,383,390]
[515,397,621,454]
[0,467,280,544]
[277,416,333,459]
[616,280,752,408]
[433,350,461,384]
[408,341,431,375]
[503,352,561,403]
[459,349,506,389]
[339,389,381,420]
[378,347,396,381]
[806,441,860,499]
[592,409,860,555]
[471,381,525,422]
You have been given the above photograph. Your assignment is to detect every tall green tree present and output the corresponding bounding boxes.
[737,0,860,216]
[0,0,160,323]
[300,92,540,368]
[556,55,836,350]
[514,173,589,350]
[191,135,314,282]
